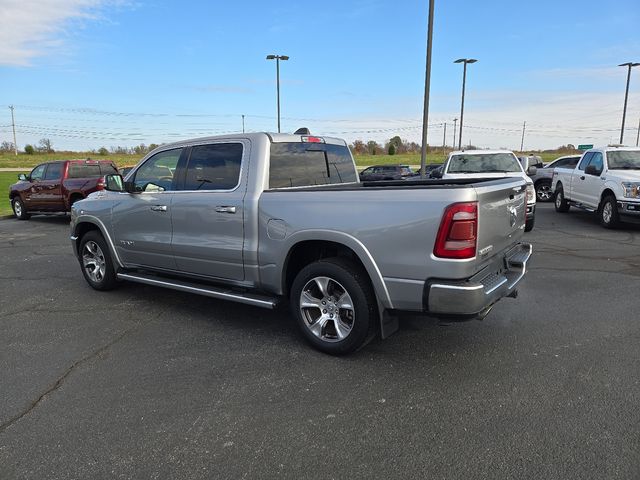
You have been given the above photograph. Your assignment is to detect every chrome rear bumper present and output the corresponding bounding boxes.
[426,243,532,316]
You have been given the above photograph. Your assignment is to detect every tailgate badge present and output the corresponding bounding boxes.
[508,206,518,227]
[479,245,493,257]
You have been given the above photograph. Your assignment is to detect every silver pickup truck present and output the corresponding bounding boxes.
[70,131,532,354]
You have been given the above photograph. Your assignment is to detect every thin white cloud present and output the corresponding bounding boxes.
[0,0,123,66]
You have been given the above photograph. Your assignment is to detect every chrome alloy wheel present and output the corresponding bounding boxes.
[555,190,563,209]
[537,184,552,201]
[602,201,613,224]
[82,240,106,283]
[299,276,355,343]
[13,200,22,217]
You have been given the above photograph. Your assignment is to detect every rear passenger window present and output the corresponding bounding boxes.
[99,164,118,175]
[67,164,101,178]
[44,163,63,180]
[183,143,243,191]
[269,143,357,188]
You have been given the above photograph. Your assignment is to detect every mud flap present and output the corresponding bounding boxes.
[379,304,399,339]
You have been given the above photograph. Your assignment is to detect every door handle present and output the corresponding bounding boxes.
[215,206,236,214]
[150,205,168,212]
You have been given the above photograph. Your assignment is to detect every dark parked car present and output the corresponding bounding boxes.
[9,159,118,219]
[520,155,581,202]
[359,165,415,181]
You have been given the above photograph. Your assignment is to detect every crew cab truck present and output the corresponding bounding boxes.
[433,150,537,231]
[9,159,118,220]
[70,132,532,354]
[551,146,640,228]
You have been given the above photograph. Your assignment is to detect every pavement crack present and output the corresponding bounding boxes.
[0,321,144,435]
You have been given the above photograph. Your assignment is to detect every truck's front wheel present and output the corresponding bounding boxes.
[12,198,30,220]
[290,258,377,355]
[599,195,620,229]
[79,231,118,290]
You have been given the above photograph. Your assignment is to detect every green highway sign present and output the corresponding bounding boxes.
[578,144,594,150]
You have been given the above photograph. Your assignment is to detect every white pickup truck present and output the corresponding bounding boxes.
[433,150,537,231]
[551,146,640,228]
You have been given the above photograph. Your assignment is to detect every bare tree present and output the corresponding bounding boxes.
[37,138,54,153]
[0,141,15,153]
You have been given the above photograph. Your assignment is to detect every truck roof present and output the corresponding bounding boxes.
[589,145,640,153]
[148,132,348,153]
[448,149,516,156]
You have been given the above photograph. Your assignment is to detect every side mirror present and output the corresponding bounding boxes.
[585,165,601,176]
[18,173,28,181]
[104,174,125,192]
[527,166,537,176]
[430,169,443,179]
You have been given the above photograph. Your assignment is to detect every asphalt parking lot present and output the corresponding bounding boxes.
[1,204,639,479]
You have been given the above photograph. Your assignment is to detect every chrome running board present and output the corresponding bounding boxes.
[117,272,279,309]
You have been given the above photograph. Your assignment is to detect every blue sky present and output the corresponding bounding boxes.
[1,0,639,151]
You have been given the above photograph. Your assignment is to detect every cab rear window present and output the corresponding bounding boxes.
[269,143,357,188]
[67,163,117,178]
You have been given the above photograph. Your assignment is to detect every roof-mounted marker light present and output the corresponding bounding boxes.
[301,136,325,143]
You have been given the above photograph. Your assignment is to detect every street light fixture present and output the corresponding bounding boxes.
[454,58,477,149]
[266,54,289,133]
[618,62,640,144]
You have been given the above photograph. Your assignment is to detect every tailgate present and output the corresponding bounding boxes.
[474,178,527,260]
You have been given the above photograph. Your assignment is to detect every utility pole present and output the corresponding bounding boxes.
[242,114,245,133]
[520,121,526,152]
[419,0,435,178]
[636,117,640,147]
[442,122,447,154]
[9,105,18,155]
[452,118,458,149]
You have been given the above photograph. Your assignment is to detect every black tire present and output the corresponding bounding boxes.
[69,195,84,207]
[525,216,535,232]
[78,231,118,291]
[599,195,620,229]
[535,180,553,202]
[290,257,377,355]
[12,197,31,220]
[554,184,570,212]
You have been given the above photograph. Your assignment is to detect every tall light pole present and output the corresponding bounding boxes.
[454,58,477,150]
[619,62,640,144]
[266,54,289,133]
[419,0,435,178]
[520,121,526,151]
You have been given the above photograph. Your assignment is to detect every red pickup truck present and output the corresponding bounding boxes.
[9,159,118,220]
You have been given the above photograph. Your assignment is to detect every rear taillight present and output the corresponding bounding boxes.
[433,202,478,259]
[97,176,106,189]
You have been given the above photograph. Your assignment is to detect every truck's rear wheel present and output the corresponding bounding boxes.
[290,257,377,355]
[535,180,553,202]
[554,185,570,212]
[79,231,117,290]
[599,195,620,229]
[12,198,30,220]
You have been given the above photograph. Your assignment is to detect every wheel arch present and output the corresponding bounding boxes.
[278,231,393,310]
[600,188,616,203]
[72,217,124,268]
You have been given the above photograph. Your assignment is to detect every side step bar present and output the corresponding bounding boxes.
[117,272,279,309]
